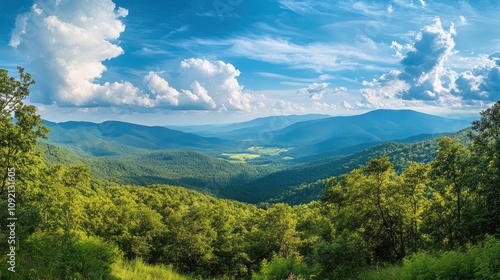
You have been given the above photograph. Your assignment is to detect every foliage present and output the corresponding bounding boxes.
[112,259,193,280]
[0,67,48,195]
[251,256,315,280]
[359,235,500,280]
[38,143,272,195]
[1,233,121,280]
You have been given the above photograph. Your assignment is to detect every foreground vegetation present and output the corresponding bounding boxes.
[1,68,500,279]
[359,236,500,280]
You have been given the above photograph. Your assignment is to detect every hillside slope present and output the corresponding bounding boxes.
[44,120,236,157]
[273,109,470,157]
[224,128,470,204]
[38,142,272,195]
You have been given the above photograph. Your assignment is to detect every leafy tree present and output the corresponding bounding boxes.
[400,162,430,253]
[0,67,48,195]
[468,101,500,235]
[248,203,300,265]
[428,137,471,248]
[363,156,407,259]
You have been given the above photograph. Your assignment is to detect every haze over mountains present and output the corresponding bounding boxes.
[44,120,236,157]
[44,109,471,159]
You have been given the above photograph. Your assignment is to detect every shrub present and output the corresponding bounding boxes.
[252,256,314,280]
[14,233,121,279]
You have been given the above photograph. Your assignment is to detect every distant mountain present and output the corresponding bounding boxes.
[271,109,471,157]
[44,120,236,157]
[224,128,471,204]
[166,114,330,139]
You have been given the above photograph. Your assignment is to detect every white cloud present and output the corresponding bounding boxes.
[177,58,256,111]
[279,0,315,14]
[9,1,261,111]
[342,100,354,109]
[459,15,467,25]
[165,25,189,38]
[144,72,180,106]
[332,86,348,93]
[144,58,261,111]
[9,0,145,107]
[312,100,355,111]
[397,17,456,100]
[187,36,397,73]
[393,0,420,9]
[273,100,305,112]
[360,17,499,109]
[297,82,329,101]
[452,53,500,101]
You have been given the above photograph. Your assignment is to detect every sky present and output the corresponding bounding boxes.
[0,0,499,125]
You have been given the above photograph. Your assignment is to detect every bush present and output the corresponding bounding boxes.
[313,230,372,279]
[360,236,500,280]
[252,256,314,280]
[13,233,121,279]
[471,235,500,279]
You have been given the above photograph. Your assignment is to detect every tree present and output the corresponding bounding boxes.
[323,156,414,263]
[400,162,430,253]
[468,101,500,235]
[429,137,470,248]
[0,67,48,195]
[365,156,410,259]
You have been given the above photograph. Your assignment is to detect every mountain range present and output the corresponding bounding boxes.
[44,109,471,160]
[40,109,474,204]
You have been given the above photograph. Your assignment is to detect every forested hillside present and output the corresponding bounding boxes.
[1,68,500,279]
[231,128,471,205]
[38,143,274,195]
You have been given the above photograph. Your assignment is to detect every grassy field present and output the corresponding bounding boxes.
[247,146,289,156]
[221,147,290,163]
[222,153,261,162]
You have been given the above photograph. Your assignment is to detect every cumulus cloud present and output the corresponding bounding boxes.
[332,86,348,94]
[273,100,305,112]
[144,58,259,111]
[297,83,329,101]
[452,52,500,101]
[397,18,456,100]
[10,1,260,111]
[9,0,144,107]
[144,72,180,107]
[360,17,499,108]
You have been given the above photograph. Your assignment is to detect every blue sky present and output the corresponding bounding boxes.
[0,0,499,125]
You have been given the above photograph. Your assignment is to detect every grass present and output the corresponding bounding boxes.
[221,147,290,163]
[247,146,289,156]
[222,153,261,162]
[112,259,192,280]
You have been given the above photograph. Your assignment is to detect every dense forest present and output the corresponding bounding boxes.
[1,67,500,279]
